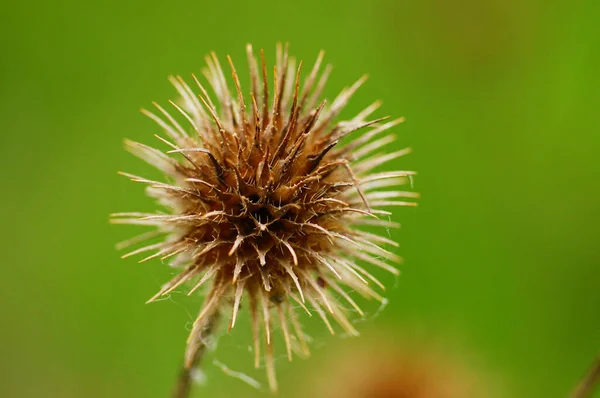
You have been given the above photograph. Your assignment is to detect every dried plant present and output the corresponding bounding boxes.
[111,43,417,395]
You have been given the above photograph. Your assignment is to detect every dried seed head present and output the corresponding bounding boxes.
[112,43,417,393]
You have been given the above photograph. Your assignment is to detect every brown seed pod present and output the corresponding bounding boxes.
[111,43,417,394]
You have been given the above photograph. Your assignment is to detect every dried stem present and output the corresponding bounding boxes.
[172,309,221,398]
[569,354,600,398]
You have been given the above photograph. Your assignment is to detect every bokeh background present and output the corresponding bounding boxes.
[1,0,599,397]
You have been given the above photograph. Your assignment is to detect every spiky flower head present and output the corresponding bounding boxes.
[112,43,417,393]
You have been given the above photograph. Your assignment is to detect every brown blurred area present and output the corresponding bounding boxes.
[307,330,496,398]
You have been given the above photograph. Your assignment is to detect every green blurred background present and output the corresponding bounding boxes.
[1,0,599,397]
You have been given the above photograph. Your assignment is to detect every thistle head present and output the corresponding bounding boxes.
[112,43,417,393]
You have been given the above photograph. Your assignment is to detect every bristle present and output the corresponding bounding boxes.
[265,334,278,393]
[229,278,245,331]
[249,293,261,369]
[277,304,293,361]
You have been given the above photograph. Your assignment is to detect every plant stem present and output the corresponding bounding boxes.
[569,354,600,398]
[172,310,221,398]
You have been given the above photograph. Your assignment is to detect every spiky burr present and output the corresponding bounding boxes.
[111,43,417,395]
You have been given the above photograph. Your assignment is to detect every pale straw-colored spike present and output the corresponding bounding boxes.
[258,266,272,292]
[187,263,220,295]
[250,241,268,266]
[228,235,244,256]
[227,55,249,133]
[278,238,298,266]
[197,94,227,139]
[209,52,228,98]
[315,75,368,131]
[260,289,272,344]
[370,200,418,207]
[140,214,202,222]
[352,100,382,122]
[167,99,203,139]
[306,197,349,207]
[352,134,397,160]
[334,116,390,142]
[278,43,289,97]
[299,222,362,250]
[358,177,409,192]
[146,264,199,303]
[298,50,324,109]
[361,208,392,216]
[270,65,280,129]
[306,63,332,112]
[210,52,235,125]
[153,134,201,172]
[353,148,412,174]
[249,294,261,369]
[246,44,260,109]
[286,301,310,356]
[196,210,228,221]
[260,49,270,127]
[185,178,226,194]
[352,229,400,248]
[277,304,293,361]
[296,268,334,313]
[325,292,359,336]
[160,244,191,260]
[335,265,384,301]
[281,282,312,316]
[184,280,227,366]
[151,101,189,139]
[191,73,217,113]
[364,190,421,200]
[344,117,405,152]
[121,242,165,259]
[347,248,400,275]
[193,240,227,259]
[109,218,167,226]
[189,279,228,330]
[326,206,379,219]
[232,255,245,284]
[137,246,179,264]
[149,183,200,197]
[115,230,164,251]
[361,170,417,183]
[275,42,283,81]
[117,172,197,195]
[110,211,160,218]
[228,278,245,331]
[175,75,207,119]
[343,162,371,211]
[321,275,364,316]
[281,56,296,112]
[250,93,261,142]
[203,55,222,102]
[124,139,178,176]
[351,217,401,229]
[314,253,342,280]
[352,235,402,261]
[265,334,278,393]
[327,255,369,286]
[141,108,181,140]
[305,293,335,334]
[168,76,202,124]
[277,259,305,302]
[272,61,303,162]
